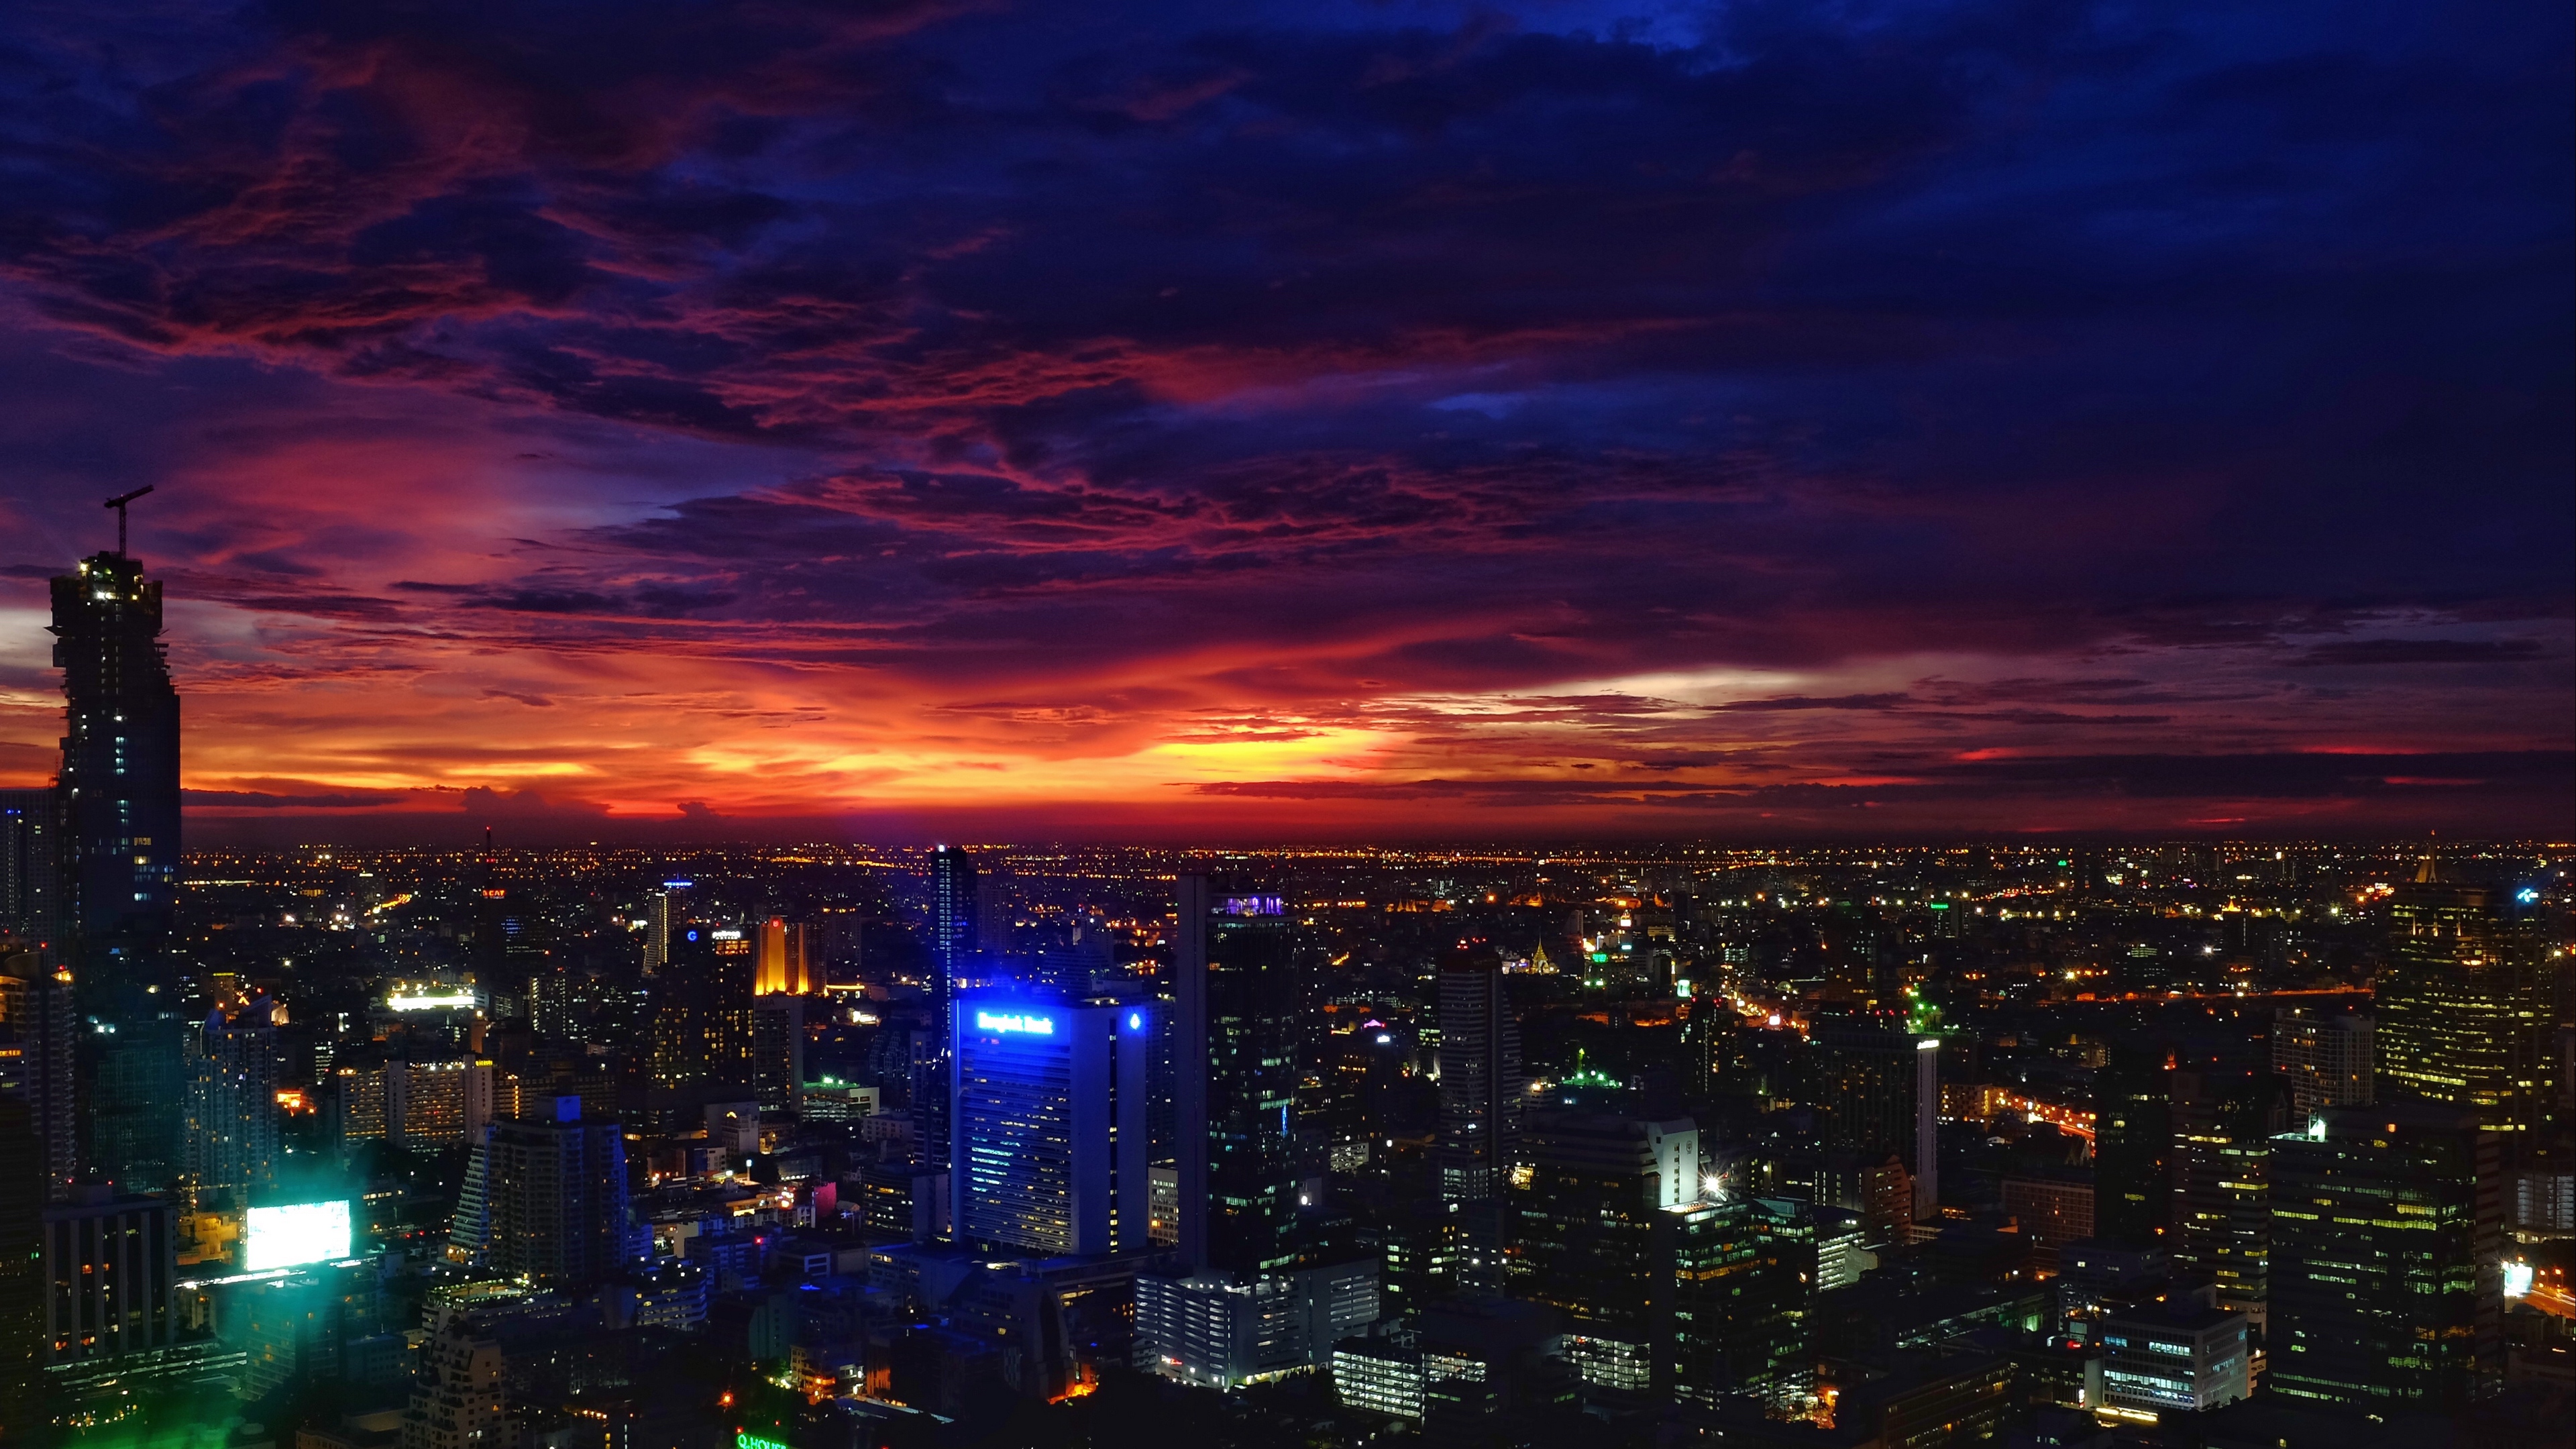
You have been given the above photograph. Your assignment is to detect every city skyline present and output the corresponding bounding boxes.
[0,1,2568,841]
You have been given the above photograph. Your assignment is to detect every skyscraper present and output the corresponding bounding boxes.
[947,994,1152,1256]
[920,847,978,1173]
[754,917,813,996]
[1812,1022,1939,1224]
[647,924,754,1106]
[450,1096,636,1287]
[0,1098,41,1438]
[42,1183,176,1366]
[752,994,805,1116]
[48,551,181,967]
[1174,878,1303,1278]
[930,845,979,996]
[1666,1196,1819,1409]
[0,790,58,945]
[2273,1008,2373,1119]
[2379,867,2560,1144]
[0,950,77,1199]
[2269,1103,2504,1411]
[2094,1039,2173,1246]
[2168,1065,2284,1324]
[182,998,281,1214]
[1435,944,1523,1207]
[1507,1111,1699,1394]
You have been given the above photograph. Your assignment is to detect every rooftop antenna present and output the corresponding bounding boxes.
[103,486,154,555]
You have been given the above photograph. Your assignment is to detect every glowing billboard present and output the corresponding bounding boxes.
[244,1200,354,1271]
[974,1010,1055,1036]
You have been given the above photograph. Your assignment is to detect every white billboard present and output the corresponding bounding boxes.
[244,1200,354,1272]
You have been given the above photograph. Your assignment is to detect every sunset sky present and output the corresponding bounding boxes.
[1,0,2568,841]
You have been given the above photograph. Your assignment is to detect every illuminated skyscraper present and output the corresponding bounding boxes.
[648,924,754,1102]
[930,846,978,995]
[645,881,687,972]
[2379,867,2559,1143]
[1666,1197,1819,1408]
[752,994,804,1115]
[2269,1103,2503,1410]
[947,993,1152,1256]
[2273,1008,2373,1118]
[754,918,813,996]
[49,551,180,969]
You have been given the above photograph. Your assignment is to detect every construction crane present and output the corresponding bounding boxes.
[104,485,154,554]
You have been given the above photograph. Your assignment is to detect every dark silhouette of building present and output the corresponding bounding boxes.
[2094,1039,2174,1246]
[42,1183,176,1366]
[0,1098,42,1438]
[0,791,58,945]
[1436,943,1524,1207]
[1812,1022,1939,1224]
[1507,1110,1697,1395]
[48,551,180,969]
[2169,1064,2286,1325]
[0,949,77,1199]
[1175,876,1304,1279]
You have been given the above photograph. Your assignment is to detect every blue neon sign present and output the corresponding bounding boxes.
[1127,1012,1144,1031]
[976,1010,1056,1036]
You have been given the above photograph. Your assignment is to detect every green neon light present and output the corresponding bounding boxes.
[739,1434,790,1449]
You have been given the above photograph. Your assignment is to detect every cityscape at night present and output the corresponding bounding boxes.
[0,2,2570,1448]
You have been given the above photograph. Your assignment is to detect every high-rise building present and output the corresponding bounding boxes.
[645,881,687,972]
[2094,1039,2173,1246]
[2273,1008,2373,1119]
[0,1098,42,1438]
[400,1318,504,1449]
[183,998,281,1213]
[648,924,755,1099]
[2169,1066,2284,1324]
[48,550,181,967]
[2379,867,2561,1144]
[449,1096,635,1287]
[2269,1103,2503,1411]
[1174,878,1304,1278]
[1812,1022,1939,1224]
[1436,945,1523,1206]
[752,994,805,1115]
[754,918,814,996]
[0,951,78,1199]
[0,790,59,944]
[1138,1257,1379,1388]
[1506,1111,1697,1395]
[949,994,1153,1256]
[930,846,978,994]
[42,1183,176,1365]
[1666,1197,1819,1408]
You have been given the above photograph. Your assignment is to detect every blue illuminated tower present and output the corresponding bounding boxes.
[948,992,1152,1256]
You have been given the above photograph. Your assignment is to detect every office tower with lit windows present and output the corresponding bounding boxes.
[182,998,281,1213]
[1666,1196,1818,1408]
[2169,1066,2284,1324]
[0,951,77,1199]
[2379,867,2560,1144]
[752,994,804,1115]
[1812,1022,1939,1224]
[947,993,1152,1256]
[1436,945,1523,1207]
[648,924,755,1100]
[1507,1111,1698,1395]
[2273,1008,2373,1118]
[930,846,978,997]
[1175,878,1305,1278]
[48,551,180,970]
[2094,1039,2173,1246]
[0,791,58,945]
[2269,1103,2503,1411]
[450,1097,636,1287]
